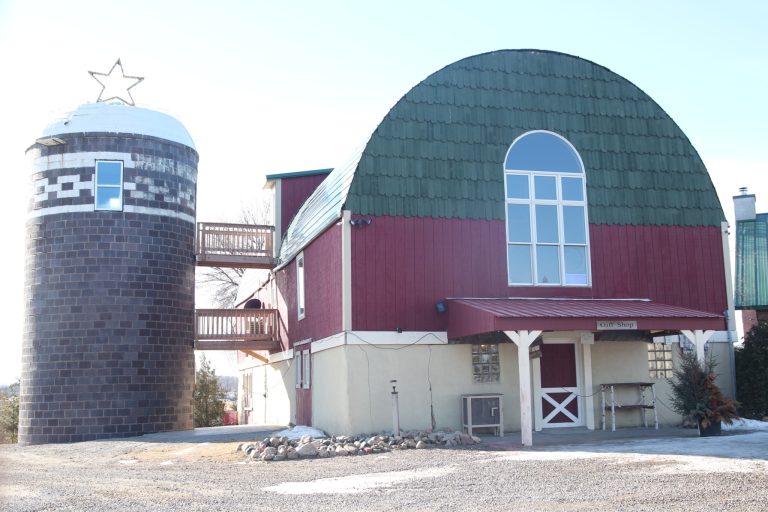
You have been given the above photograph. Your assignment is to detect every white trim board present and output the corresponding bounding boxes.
[27,204,195,223]
[238,348,294,371]
[311,331,449,354]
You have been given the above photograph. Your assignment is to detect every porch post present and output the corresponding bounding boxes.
[505,330,542,447]
[681,330,715,366]
[580,332,595,430]
[532,357,543,432]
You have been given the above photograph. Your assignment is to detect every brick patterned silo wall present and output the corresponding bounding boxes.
[20,133,198,444]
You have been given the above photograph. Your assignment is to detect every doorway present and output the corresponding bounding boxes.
[538,341,583,427]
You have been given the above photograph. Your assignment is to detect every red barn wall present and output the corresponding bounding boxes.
[273,223,342,349]
[279,174,329,238]
[351,216,727,332]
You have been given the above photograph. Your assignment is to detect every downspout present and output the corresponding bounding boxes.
[721,220,737,399]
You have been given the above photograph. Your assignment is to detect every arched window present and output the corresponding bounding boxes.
[504,131,590,286]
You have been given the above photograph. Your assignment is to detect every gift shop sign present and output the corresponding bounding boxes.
[596,320,637,330]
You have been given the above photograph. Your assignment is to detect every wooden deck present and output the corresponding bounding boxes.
[195,222,276,269]
[194,309,278,351]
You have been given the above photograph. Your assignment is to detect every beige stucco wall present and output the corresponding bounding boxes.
[312,345,353,433]
[591,340,679,428]
[236,337,736,435]
[238,358,295,426]
[708,342,736,398]
[312,343,522,435]
[590,340,736,428]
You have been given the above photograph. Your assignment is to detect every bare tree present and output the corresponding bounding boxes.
[197,195,273,308]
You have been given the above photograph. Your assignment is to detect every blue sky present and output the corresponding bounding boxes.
[0,0,766,382]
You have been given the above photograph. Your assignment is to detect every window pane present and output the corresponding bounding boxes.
[536,245,560,284]
[535,205,558,243]
[96,187,122,210]
[506,204,531,243]
[97,162,122,185]
[506,174,529,199]
[534,175,557,200]
[563,206,586,243]
[562,177,584,201]
[505,132,583,173]
[564,246,588,285]
[507,245,532,284]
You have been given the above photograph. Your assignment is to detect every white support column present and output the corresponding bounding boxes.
[273,179,282,257]
[580,331,595,430]
[721,220,738,398]
[532,357,543,432]
[341,210,352,331]
[681,329,716,366]
[505,330,542,447]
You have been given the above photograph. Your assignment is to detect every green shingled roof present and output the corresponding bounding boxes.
[735,213,768,309]
[278,49,724,264]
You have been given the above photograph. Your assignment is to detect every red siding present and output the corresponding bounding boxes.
[351,216,727,332]
[274,224,342,349]
[279,174,329,238]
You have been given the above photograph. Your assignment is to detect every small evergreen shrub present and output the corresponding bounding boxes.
[669,351,738,428]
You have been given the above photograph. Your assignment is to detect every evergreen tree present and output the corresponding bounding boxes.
[735,322,768,419]
[193,355,226,427]
[0,380,20,443]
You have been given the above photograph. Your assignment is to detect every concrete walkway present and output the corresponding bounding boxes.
[136,424,286,443]
[477,426,701,450]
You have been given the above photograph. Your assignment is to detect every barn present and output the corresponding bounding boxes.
[205,50,736,445]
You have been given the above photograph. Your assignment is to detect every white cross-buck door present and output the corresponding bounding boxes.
[539,343,583,427]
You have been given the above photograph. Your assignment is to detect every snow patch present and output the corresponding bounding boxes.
[40,102,195,149]
[272,426,327,440]
[263,467,455,495]
[487,431,768,475]
[723,418,768,431]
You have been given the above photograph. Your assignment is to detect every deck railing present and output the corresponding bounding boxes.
[195,309,277,342]
[195,222,275,266]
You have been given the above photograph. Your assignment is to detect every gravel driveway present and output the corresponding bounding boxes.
[2,431,767,511]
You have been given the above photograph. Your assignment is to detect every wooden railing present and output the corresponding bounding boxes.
[195,222,275,268]
[195,309,277,345]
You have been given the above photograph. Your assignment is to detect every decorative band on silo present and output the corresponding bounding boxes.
[27,133,198,222]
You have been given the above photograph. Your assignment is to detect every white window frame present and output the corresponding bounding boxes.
[503,131,591,287]
[94,160,124,211]
[296,252,306,320]
[294,351,302,388]
[242,370,253,410]
[302,350,311,389]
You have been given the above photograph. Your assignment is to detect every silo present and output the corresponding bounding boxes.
[20,102,198,444]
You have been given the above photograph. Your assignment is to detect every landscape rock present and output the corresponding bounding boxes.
[244,428,482,462]
[296,443,318,457]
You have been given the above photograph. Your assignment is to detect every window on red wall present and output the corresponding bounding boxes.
[504,131,591,286]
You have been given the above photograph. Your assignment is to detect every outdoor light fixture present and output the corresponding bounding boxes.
[435,301,447,314]
[349,218,372,227]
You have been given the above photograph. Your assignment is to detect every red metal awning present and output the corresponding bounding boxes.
[446,298,724,339]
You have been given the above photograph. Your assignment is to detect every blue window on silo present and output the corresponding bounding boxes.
[95,161,123,211]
